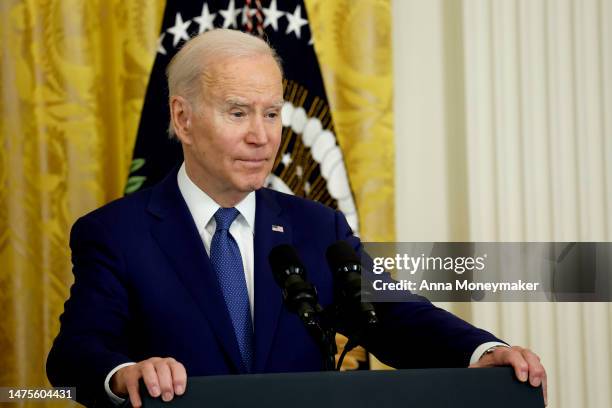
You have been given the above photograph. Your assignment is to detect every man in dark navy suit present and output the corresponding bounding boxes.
[47,29,547,407]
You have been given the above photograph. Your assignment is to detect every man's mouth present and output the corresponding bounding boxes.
[236,158,269,168]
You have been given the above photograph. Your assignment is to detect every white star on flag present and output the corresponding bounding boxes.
[281,153,292,166]
[157,33,167,55]
[285,5,308,39]
[194,3,216,34]
[220,0,241,29]
[272,225,284,233]
[167,12,191,47]
[263,0,284,32]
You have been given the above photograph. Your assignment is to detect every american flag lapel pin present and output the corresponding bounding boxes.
[271,225,284,233]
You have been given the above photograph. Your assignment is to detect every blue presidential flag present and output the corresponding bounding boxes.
[126,0,360,236]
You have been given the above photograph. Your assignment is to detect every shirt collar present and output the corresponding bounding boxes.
[177,163,256,235]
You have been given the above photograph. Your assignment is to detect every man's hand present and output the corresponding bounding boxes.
[110,357,187,407]
[469,346,547,406]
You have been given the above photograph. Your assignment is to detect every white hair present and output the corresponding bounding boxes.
[166,29,283,137]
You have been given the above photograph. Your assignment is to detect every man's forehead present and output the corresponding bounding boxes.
[205,54,282,81]
[202,56,283,103]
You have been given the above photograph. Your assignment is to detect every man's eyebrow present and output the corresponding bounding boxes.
[225,98,250,107]
[224,98,285,109]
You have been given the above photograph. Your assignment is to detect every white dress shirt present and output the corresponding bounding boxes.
[104,163,506,403]
[176,163,256,320]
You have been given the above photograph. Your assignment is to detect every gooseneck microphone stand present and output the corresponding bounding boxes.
[298,303,337,371]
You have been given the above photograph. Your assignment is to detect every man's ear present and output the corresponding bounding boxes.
[170,96,193,144]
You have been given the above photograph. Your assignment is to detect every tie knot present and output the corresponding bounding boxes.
[214,207,240,231]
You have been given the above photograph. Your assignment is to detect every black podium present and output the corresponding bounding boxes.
[127,367,544,408]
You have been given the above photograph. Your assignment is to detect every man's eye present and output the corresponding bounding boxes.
[231,111,245,118]
[266,112,279,119]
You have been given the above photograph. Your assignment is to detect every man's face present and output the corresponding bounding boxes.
[182,54,283,203]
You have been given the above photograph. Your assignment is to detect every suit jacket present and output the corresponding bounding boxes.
[47,167,501,407]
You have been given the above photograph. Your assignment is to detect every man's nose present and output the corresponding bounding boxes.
[246,116,268,145]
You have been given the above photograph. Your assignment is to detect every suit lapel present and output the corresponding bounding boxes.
[253,189,292,372]
[147,169,246,373]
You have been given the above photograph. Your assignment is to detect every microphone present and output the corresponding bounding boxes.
[325,241,378,328]
[269,244,322,323]
[326,240,378,370]
[269,244,337,371]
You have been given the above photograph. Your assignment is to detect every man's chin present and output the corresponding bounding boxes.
[237,175,268,193]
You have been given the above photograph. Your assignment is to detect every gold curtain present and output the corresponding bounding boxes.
[0,0,392,405]
[305,0,394,370]
[305,0,394,243]
[0,1,166,405]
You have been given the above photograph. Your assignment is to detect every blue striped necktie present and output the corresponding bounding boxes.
[210,207,253,372]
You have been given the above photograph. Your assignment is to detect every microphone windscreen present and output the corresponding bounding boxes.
[326,240,360,272]
[269,244,304,286]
